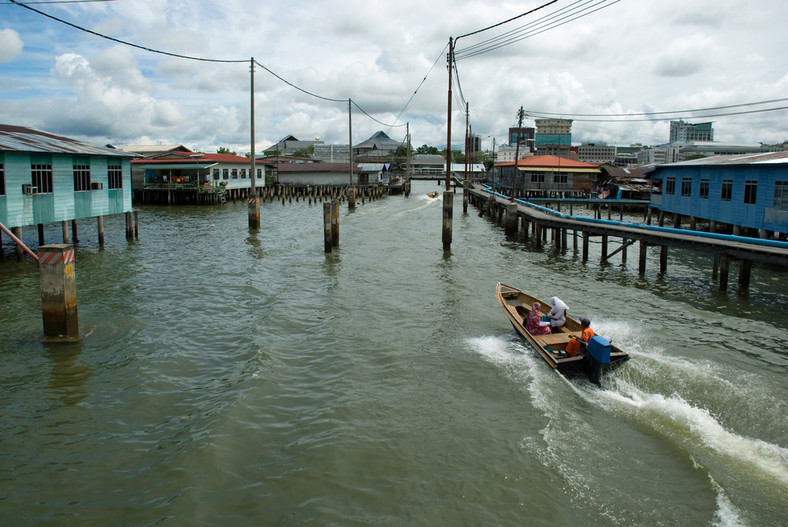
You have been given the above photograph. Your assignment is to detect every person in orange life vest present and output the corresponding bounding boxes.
[564,317,594,357]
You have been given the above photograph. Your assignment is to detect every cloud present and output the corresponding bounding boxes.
[0,28,23,63]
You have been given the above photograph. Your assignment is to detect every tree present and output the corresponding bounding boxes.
[216,147,237,156]
[292,145,315,158]
[416,144,440,155]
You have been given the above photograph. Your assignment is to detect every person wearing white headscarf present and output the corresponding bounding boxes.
[545,296,568,328]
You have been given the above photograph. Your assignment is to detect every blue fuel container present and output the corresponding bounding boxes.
[587,335,611,364]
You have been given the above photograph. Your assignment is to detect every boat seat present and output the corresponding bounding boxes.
[534,332,582,346]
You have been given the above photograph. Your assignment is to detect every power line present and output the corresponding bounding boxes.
[455,0,621,61]
[456,0,558,40]
[527,97,788,117]
[527,105,788,122]
[8,0,246,63]
[252,59,344,103]
[1,0,117,3]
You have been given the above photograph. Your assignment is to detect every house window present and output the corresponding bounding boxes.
[222,169,229,180]
[73,158,91,191]
[699,178,709,199]
[31,160,54,193]
[108,163,122,189]
[774,181,788,209]
[213,169,220,180]
[721,179,732,201]
[681,177,692,197]
[744,180,757,204]
[231,169,238,179]
[530,172,544,183]
[665,177,675,195]
[553,172,567,184]
[240,169,246,179]
[0,163,5,195]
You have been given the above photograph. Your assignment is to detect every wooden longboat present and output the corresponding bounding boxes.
[496,283,630,375]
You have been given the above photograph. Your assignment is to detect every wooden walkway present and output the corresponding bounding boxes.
[469,185,788,292]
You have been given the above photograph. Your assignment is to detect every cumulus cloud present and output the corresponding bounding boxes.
[0,28,23,63]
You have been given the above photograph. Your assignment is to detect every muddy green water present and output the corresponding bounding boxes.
[1,181,786,526]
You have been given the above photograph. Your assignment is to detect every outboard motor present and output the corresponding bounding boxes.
[587,335,611,364]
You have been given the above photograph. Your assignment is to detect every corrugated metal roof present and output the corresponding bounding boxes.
[0,124,137,157]
[664,151,788,167]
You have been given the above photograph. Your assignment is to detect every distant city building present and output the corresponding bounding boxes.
[352,131,403,160]
[638,142,762,164]
[534,118,572,158]
[508,127,535,153]
[669,121,714,142]
[495,145,533,163]
[312,144,350,162]
[577,142,617,164]
[263,135,324,156]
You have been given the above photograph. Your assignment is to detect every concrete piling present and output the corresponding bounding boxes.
[38,244,79,340]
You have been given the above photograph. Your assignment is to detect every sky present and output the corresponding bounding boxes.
[1,0,787,155]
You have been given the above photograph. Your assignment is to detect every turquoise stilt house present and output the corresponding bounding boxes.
[0,124,136,244]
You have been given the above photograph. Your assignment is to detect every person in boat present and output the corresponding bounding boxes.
[564,317,594,357]
[541,297,568,328]
[525,302,551,335]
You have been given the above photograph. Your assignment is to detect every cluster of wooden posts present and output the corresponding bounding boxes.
[471,189,782,293]
[0,212,140,262]
[259,184,385,205]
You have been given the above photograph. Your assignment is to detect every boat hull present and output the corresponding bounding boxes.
[496,283,630,376]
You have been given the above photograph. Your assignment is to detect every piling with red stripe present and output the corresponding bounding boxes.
[38,244,79,339]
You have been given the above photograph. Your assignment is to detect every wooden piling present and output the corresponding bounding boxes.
[62,220,70,243]
[638,241,647,275]
[719,256,730,291]
[248,198,261,229]
[348,187,356,211]
[323,202,333,253]
[442,191,453,251]
[738,259,751,290]
[125,212,134,240]
[13,226,24,261]
[504,203,518,235]
[38,244,79,339]
[97,216,105,246]
[331,200,339,247]
[659,246,668,274]
[582,231,589,262]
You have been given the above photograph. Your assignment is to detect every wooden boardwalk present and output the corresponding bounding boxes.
[469,185,788,292]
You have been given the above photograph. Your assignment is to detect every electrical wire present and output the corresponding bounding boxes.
[455,0,621,61]
[528,105,788,122]
[527,97,788,117]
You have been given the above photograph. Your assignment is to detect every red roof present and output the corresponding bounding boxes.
[131,152,250,164]
[496,155,601,169]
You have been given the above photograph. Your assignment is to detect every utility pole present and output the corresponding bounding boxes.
[445,38,453,190]
[248,57,260,228]
[511,106,525,201]
[348,99,356,210]
[443,37,454,251]
[464,102,470,214]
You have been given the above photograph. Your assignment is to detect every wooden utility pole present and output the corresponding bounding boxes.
[443,38,454,252]
[348,99,356,210]
[511,106,524,201]
[248,57,261,228]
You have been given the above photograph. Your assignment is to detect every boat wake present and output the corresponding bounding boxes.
[466,332,788,526]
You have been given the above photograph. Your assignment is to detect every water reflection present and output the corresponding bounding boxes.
[46,345,91,406]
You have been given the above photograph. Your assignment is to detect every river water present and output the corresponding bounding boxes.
[1,181,786,526]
